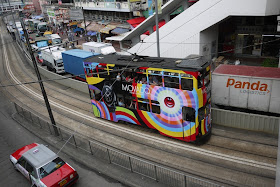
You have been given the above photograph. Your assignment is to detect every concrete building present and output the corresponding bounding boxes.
[104,0,280,61]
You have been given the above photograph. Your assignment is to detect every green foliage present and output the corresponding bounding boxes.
[262,58,278,67]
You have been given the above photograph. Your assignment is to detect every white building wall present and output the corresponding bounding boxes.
[200,24,219,60]
[128,0,280,58]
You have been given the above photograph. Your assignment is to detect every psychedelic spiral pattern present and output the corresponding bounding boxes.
[90,83,203,141]
[85,63,211,142]
[137,85,198,140]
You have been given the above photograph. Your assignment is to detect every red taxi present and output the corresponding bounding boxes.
[10,143,79,187]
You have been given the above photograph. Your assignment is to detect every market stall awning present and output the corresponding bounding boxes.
[73,27,84,33]
[127,17,146,28]
[78,21,91,29]
[111,27,130,35]
[86,22,105,32]
[69,21,78,26]
[100,24,117,34]
[87,31,97,36]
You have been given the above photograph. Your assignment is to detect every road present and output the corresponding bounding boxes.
[0,87,124,186]
[0,16,278,187]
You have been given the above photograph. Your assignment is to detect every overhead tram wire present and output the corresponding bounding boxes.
[1,34,279,88]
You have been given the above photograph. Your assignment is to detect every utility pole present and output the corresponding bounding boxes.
[20,18,60,136]
[7,0,19,42]
[7,0,24,50]
[82,7,87,41]
[154,0,160,57]
[277,15,280,68]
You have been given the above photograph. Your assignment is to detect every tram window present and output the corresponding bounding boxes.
[138,98,150,112]
[139,102,150,112]
[99,69,107,78]
[111,68,119,80]
[204,72,210,86]
[182,107,195,122]
[98,66,108,78]
[149,75,162,86]
[197,75,203,89]
[117,98,125,107]
[88,69,98,77]
[164,72,179,76]
[85,68,91,77]
[164,76,179,89]
[94,90,102,101]
[181,73,193,78]
[206,104,210,115]
[151,100,160,114]
[181,78,193,91]
[125,97,136,109]
[137,74,147,84]
[198,107,205,121]
[151,104,160,114]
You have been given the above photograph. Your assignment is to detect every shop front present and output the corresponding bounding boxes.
[218,16,280,58]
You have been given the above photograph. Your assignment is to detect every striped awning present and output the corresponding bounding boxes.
[87,31,97,36]
[100,24,117,34]
[86,22,105,32]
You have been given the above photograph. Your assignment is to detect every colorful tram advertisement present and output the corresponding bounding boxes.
[83,55,211,142]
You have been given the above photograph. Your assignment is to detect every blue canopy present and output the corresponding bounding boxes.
[111,27,129,35]
[32,15,44,20]
[20,30,24,35]
[73,27,84,33]
[87,31,97,36]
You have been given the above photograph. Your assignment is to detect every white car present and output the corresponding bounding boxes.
[10,143,79,187]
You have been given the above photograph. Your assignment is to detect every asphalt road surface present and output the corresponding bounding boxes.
[0,89,124,187]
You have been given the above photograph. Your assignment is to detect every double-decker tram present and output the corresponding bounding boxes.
[83,54,211,142]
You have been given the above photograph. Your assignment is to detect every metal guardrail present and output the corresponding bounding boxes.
[14,102,221,187]
[212,108,280,135]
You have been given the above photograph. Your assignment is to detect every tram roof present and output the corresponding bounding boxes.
[84,54,210,71]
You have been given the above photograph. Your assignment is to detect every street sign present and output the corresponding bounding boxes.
[47,9,55,17]
[69,9,83,20]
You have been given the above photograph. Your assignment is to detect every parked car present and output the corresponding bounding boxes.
[10,143,79,187]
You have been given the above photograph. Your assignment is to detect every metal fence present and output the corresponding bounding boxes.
[13,102,221,187]
[212,108,280,135]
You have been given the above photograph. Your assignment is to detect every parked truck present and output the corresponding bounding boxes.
[212,64,280,114]
[82,42,116,55]
[37,22,48,36]
[46,34,62,45]
[62,49,99,81]
[41,47,66,74]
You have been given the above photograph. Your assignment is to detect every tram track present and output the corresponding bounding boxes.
[0,19,277,186]
[10,43,92,115]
